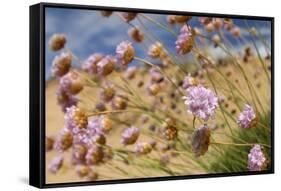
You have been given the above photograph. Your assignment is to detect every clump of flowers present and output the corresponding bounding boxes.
[116,41,135,67]
[248,144,267,171]
[191,124,210,157]
[183,85,218,121]
[121,126,140,145]
[51,52,72,78]
[237,104,258,128]
[175,25,194,55]
[49,33,67,51]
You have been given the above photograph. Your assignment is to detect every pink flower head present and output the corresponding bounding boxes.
[82,53,103,75]
[121,126,140,145]
[116,41,135,67]
[65,106,88,130]
[237,104,257,128]
[182,75,198,89]
[175,25,194,55]
[54,127,73,152]
[248,144,267,171]
[183,85,218,121]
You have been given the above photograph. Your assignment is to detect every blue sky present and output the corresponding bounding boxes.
[45,7,271,80]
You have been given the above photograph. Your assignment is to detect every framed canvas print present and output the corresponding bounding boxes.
[29,2,274,188]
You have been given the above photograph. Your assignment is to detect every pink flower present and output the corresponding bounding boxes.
[51,52,72,78]
[183,85,218,121]
[175,25,194,55]
[237,104,257,128]
[82,53,103,75]
[116,41,135,67]
[48,155,64,174]
[121,126,140,145]
[248,144,267,171]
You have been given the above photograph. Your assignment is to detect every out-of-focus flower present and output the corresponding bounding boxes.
[87,116,113,135]
[248,144,267,171]
[244,47,252,57]
[224,19,233,31]
[135,142,152,154]
[46,136,54,151]
[162,118,178,140]
[231,27,241,37]
[237,104,258,128]
[60,71,84,95]
[85,145,104,165]
[183,85,218,121]
[97,55,116,76]
[49,34,67,51]
[124,66,137,79]
[87,170,99,181]
[176,25,194,55]
[121,126,140,145]
[193,27,201,36]
[212,34,221,47]
[99,116,113,134]
[167,15,176,25]
[149,68,163,82]
[56,87,78,112]
[75,165,91,178]
[121,12,137,22]
[199,17,212,25]
[100,11,113,17]
[48,155,64,173]
[147,83,161,96]
[205,22,215,33]
[111,95,128,110]
[116,41,135,67]
[91,133,106,145]
[54,128,73,152]
[71,144,87,165]
[51,52,72,78]
[213,18,223,29]
[128,27,144,43]
[160,154,170,165]
[168,15,192,24]
[65,106,88,130]
[148,42,163,58]
[100,84,115,102]
[191,124,210,157]
[95,102,106,112]
[82,53,103,75]
[182,75,198,89]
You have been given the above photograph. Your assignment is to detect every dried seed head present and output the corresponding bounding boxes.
[128,27,144,43]
[213,18,223,29]
[121,126,140,145]
[173,15,192,23]
[46,136,54,151]
[54,128,73,152]
[49,34,67,51]
[121,12,137,22]
[212,34,221,47]
[100,116,113,134]
[147,83,161,96]
[205,22,215,33]
[75,165,91,178]
[111,96,128,110]
[72,144,87,165]
[135,142,153,155]
[51,52,72,78]
[191,124,210,157]
[231,27,241,37]
[148,42,163,58]
[65,106,88,130]
[85,145,104,165]
[97,55,116,76]
[100,84,115,102]
[100,11,113,17]
[60,71,84,95]
[116,41,135,67]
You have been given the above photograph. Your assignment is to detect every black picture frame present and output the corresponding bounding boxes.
[29,2,274,189]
